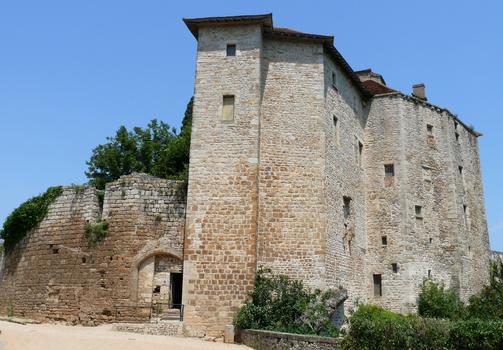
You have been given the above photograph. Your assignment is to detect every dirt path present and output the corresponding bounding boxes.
[0,320,251,350]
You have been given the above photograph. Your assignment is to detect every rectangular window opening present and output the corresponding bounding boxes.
[226,44,236,56]
[333,116,339,144]
[384,164,395,177]
[392,263,398,273]
[415,205,423,218]
[222,95,235,121]
[343,196,352,219]
[455,132,460,141]
[463,205,469,228]
[373,274,382,297]
[381,236,388,246]
[427,124,433,135]
[332,71,337,89]
[428,269,432,278]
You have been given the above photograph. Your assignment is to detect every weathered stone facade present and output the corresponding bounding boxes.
[182,14,493,337]
[0,173,185,324]
[0,13,496,341]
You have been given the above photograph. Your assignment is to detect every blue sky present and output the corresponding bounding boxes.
[0,1,502,250]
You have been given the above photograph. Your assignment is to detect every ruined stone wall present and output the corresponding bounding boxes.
[0,173,185,324]
[364,94,490,311]
[256,38,327,287]
[322,51,368,309]
[182,24,262,337]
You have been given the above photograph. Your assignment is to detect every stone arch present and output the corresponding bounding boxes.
[130,248,183,303]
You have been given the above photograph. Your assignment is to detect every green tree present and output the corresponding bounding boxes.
[85,98,193,189]
[418,279,463,320]
[466,261,503,320]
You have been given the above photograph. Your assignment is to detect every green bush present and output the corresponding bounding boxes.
[418,279,463,320]
[449,319,503,350]
[341,305,450,350]
[85,220,109,247]
[234,268,340,337]
[466,261,503,321]
[0,186,63,252]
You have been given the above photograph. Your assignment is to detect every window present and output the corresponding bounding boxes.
[415,205,423,218]
[355,138,363,167]
[429,237,433,244]
[384,164,395,187]
[333,116,339,145]
[463,205,469,228]
[454,121,458,130]
[427,124,433,135]
[392,263,398,273]
[455,132,460,141]
[222,95,235,121]
[428,270,432,278]
[384,164,395,177]
[373,274,382,297]
[458,165,463,176]
[226,44,236,56]
[332,71,337,89]
[343,196,352,219]
[382,236,388,246]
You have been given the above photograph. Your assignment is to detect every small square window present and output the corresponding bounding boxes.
[222,95,235,121]
[392,263,398,273]
[384,164,395,177]
[226,44,236,56]
[373,274,382,297]
[415,205,423,218]
[381,236,388,246]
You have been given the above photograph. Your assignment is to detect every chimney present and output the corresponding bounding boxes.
[412,83,427,101]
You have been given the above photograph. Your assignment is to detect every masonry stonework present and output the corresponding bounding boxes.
[0,13,496,340]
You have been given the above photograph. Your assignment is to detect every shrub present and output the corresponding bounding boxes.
[418,279,463,320]
[234,268,342,337]
[85,220,109,247]
[342,305,450,350]
[466,261,503,320]
[0,186,63,252]
[449,319,503,350]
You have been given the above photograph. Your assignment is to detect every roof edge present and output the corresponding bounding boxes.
[372,92,482,137]
[183,13,273,38]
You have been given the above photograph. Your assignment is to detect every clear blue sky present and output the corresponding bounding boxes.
[1,1,502,250]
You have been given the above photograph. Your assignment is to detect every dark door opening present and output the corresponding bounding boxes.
[170,272,183,309]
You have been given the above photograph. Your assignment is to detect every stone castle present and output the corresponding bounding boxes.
[0,13,499,338]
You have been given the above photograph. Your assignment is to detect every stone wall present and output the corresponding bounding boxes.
[238,329,340,350]
[0,173,185,324]
[364,93,490,311]
[490,250,503,265]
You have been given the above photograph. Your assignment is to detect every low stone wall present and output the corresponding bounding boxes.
[238,329,340,350]
[113,320,183,337]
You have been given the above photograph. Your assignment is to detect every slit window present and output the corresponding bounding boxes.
[222,95,235,121]
[463,205,469,228]
[455,132,460,141]
[226,44,236,56]
[332,71,337,89]
[381,236,388,246]
[427,124,433,135]
[343,196,352,219]
[392,263,398,273]
[373,274,382,297]
[333,116,339,145]
[355,138,363,167]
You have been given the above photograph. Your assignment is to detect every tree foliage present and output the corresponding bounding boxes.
[418,279,463,320]
[234,268,341,337]
[466,261,503,320]
[86,98,193,189]
[0,186,63,252]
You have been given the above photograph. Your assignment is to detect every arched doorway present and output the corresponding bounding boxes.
[137,254,183,310]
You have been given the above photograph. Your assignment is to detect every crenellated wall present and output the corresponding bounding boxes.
[0,173,185,324]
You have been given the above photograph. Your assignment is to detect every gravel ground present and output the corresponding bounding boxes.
[0,320,251,350]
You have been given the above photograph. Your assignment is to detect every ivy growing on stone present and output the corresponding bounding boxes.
[0,186,63,252]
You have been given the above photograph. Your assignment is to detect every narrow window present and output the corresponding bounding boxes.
[458,165,463,176]
[381,236,388,246]
[429,237,433,244]
[427,124,433,135]
[428,269,432,278]
[384,164,395,187]
[355,139,363,167]
[392,263,398,273]
[455,132,460,141]
[343,196,352,219]
[222,95,235,121]
[463,205,469,228]
[226,44,236,56]
[454,121,458,130]
[373,274,382,297]
[415,205,423,218]
[348,240,352,256]
[333,116,339,145]
[332,71,337,89]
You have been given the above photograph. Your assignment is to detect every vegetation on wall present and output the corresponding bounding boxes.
[0,186,63,252]
[85,97,193,190]
[85,220,109,247]
[234,268,341,337]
